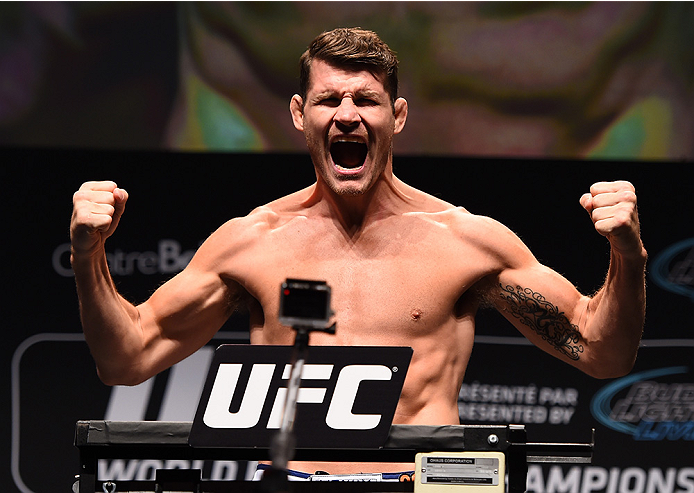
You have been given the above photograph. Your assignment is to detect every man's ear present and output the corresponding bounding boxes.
[393,97,408,135]
[290,94,304,131]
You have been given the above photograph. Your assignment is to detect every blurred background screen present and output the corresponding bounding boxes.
[2,1,693,160]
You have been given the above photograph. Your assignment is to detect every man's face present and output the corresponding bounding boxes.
[290,59,407,197]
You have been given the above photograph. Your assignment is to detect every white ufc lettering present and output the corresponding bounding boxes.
[326,365,393,429]
[267,364,333,428]
[203,364,275,428]
[202,363,393,430]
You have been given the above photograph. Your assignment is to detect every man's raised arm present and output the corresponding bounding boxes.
[490,180,647,379]
[70,181,145,385]
[70,181,233,386]
[575,180,647,376]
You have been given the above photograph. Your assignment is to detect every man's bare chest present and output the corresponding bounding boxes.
[230,221,494,342]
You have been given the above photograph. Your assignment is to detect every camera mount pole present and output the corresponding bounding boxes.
[262,322,336,491]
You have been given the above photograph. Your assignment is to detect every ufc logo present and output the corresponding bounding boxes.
[203,363,393,430]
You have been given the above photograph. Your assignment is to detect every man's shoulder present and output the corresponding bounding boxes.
[418,206,531,260]
[215,206,288,240]
[391,182,513,238]
[397,181,502,228]
[412,203,505,232]
[214,187,313,238]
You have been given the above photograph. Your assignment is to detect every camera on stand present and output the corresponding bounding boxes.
[278,279,335,333]
[263,279,336,490]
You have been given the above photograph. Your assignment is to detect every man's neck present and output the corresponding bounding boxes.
[311,174,414,237]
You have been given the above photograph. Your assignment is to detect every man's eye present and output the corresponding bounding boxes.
[355,98,378,106]
[319,98,340,106]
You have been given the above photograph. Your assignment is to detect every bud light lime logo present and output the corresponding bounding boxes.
[590,366,694,441]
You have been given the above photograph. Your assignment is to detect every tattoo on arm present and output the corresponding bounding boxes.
[498,284,585,361]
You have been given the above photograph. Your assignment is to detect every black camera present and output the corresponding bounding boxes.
[278,279,333,330]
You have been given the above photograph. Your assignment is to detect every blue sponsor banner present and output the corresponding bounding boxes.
[591,366,693,441]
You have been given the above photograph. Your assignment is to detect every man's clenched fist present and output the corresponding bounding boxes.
[579,181,645,259]
[70,181,128,255]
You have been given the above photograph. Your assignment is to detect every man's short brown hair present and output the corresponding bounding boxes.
[299,27,399,107]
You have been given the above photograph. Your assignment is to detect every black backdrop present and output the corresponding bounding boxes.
[3,148,693,492]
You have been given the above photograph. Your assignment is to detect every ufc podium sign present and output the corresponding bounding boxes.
[189,345,412,449]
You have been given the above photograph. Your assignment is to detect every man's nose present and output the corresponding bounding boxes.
[334,97,361,126]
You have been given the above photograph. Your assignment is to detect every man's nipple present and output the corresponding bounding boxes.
[411,309,423,321]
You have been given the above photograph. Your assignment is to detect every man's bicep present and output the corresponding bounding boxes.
[148,264,237,331]
[463,215,593,368]
[491,264,590,366]
[137,265,237,368]
[143,219,252,340]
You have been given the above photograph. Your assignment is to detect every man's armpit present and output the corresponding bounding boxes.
[497,283,585,361]
[224,278,256,316]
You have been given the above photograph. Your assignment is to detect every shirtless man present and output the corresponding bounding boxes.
[70,28,647,476]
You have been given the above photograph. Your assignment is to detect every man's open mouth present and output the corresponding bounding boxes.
[330,141,368,170]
